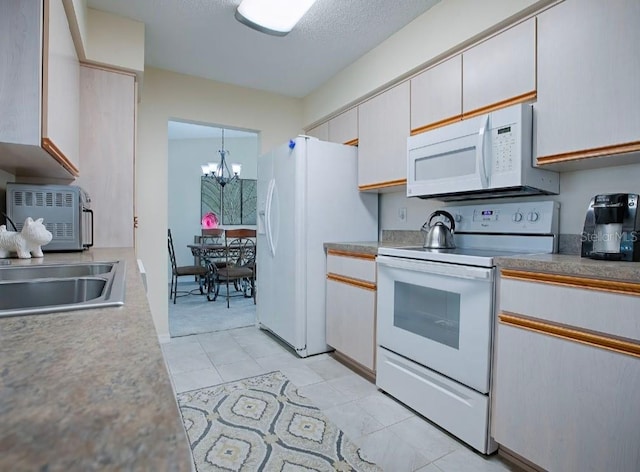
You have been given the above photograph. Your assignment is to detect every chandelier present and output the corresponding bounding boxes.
[201,129,242,187]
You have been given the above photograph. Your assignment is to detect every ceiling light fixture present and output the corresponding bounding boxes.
[235,0,317,37]
[201,129,241,187]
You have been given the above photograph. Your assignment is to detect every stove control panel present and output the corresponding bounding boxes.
[445,201,559,234]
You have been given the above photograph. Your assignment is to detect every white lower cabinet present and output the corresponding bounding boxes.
[325,251,376,372]
[493,270,640,472]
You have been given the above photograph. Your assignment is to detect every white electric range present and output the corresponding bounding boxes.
[376,200,559,454]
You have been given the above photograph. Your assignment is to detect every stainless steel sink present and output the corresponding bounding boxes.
[0,260,126,317]
[0,262,114,281]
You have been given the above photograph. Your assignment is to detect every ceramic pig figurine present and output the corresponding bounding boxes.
[0,217,53,258]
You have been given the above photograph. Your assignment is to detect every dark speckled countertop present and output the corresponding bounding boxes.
[0,248,192,471]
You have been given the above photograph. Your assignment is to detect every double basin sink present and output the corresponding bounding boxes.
[0,260,126,317]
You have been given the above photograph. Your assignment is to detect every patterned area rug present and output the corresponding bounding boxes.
[177,371,382,472]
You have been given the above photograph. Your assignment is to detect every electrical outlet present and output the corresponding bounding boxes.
[398,207,407,221]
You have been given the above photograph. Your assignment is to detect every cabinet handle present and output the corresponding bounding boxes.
[500,269,640,296]
[327,249,376,261]
[499,312,640,359]
[327,273,376,291]
[536,140,640,166]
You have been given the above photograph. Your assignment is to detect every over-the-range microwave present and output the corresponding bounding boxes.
[406,103,559,201]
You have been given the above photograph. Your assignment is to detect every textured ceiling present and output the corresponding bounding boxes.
[86,0,441,97]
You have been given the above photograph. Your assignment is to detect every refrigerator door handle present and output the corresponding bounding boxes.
[265,179,276,257]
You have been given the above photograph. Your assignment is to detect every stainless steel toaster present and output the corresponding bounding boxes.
[6,183,93,251]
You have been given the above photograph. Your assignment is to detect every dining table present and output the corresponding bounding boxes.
[187,242,255,301]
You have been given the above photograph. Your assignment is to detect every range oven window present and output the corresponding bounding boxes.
[393,281,461,349]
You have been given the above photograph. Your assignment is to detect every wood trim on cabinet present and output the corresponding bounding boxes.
[331,351,376,381]
[79,61,137,79]
[462,90,537,120]
[500,268,640,297]
[359,178,407,191]
[327,249,376,261]
[536,141,640,166]
[344,138,359,146]
[41,138,80,177]
[499,312,640,359]
[327,273,376,291]
[410,114,463,136]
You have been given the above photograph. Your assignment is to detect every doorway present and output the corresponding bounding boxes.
[167,119,259,337]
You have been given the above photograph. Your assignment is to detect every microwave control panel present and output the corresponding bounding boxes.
[492,125,517,174]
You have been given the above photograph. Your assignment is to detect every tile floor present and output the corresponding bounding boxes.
[162,326,523,472]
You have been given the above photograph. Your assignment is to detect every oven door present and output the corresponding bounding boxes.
[377,255,494,393]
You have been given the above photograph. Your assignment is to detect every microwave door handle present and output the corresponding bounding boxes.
[476,115,490,189]
[83,208,94,248]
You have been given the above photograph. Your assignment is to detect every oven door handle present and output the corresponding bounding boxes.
[377,255,493,281]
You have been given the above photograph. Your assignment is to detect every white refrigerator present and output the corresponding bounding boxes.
[257,136,378,357]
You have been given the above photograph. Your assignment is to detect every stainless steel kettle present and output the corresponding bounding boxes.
[421,210,456,249]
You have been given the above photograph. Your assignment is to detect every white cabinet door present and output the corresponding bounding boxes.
[306,122,328,141]
[77,66,136,248]
[0,0,41,147]
[358,81,410,191]
[0,0,79,179]
[326,251,377,371]
[410,55,462,134]
[328,107,358,145]
[462,18,536,116]
[493,320,640,472]
[42,0,80,172]
[493,271,640,472]
[536,0,640,168]
[326,278,376,371]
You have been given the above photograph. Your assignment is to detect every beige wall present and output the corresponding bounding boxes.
[302,0,552,126]
[86,9,144,75]
[137,68,303,339]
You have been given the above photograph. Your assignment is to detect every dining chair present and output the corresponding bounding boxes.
[168,228,209,304]
[207,228,256,308]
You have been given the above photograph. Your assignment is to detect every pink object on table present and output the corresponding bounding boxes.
[201,212,219,229]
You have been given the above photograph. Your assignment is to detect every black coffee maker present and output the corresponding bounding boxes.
[581,193,639,261]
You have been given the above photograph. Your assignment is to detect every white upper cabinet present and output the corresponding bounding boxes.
[328,107,358,145]
[77,66,136,248]
[306,121,328,141]
[462,18,536,116]
[535,0,640,169]
[306,108,358,145]
[0,0,79,179]
[358,81,410,191]
[410,55,462,134]
[42,0,80,173]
